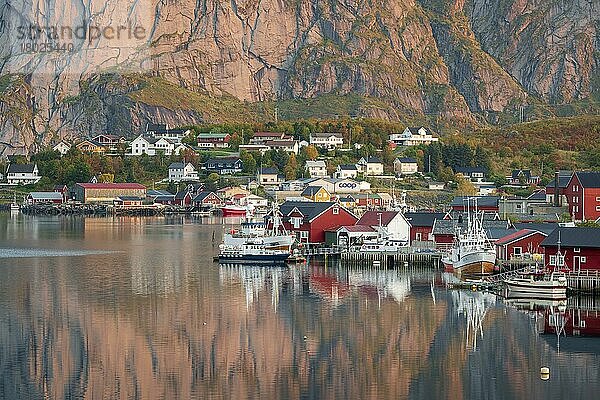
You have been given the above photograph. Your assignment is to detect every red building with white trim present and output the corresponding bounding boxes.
[541,227,600,272]
[404,212,445,243]
[495,229,547,260]
[565,171,600,221]
[276,201,358,243]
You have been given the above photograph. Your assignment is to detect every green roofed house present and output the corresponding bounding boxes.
[197,133,231,149]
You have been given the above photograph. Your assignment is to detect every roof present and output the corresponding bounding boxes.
[206,157,242,167]
[147,190,173,197]
[527,190,546,201]
[259,167,279,175]
[146,123,167,131]
[169,162,185,169]
[574,171,600,188]
[545,171,573,189]
[305,160,326,168]
[197,133,229,139]
[511,169,532,179]
[7,163,36,173]
[541,227,600,248]
[279,201,346,222]
[28,192,63,200]
[407,126,424,134]
[153,195,175,202]
[338,225,376,233]
[396,157,417,163]
[360,157,382,164]
[312,132,342,138]
[450,196,499,208]
[193,191,217,202]
[357,211,401,227]
[338,164,358,171]
[301,186,328,197]
[513,222,559,235]
[432,217,509,235]
[404,212,446,227]
[253,132,283,137]
[495,229,547,246]
[76,183,146,190]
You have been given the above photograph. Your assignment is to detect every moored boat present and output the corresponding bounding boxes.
[221,204,250,217]
[218,202,296,264]
[441,199,496,276]
[504,272,567,299]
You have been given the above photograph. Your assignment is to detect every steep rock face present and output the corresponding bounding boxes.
[0,0,598,154]
[462,0,600,102]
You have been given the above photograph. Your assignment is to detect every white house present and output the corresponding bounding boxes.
[52,141,71,155]
[258,167,280,186]
[356,211,411,242]
[305,160,328,178]
[146,123,191,143]
[168,162,199,182]
[6,163,41,185]
[130,135,175,156]
[389,127,439,146]
[239,194,268,208]
[394,157,418,175]
[309,132,344,150]
[357,157,384,176]
[334,164,358,179]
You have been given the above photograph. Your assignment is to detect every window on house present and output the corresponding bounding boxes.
[596,196,600,202]
[574,247,581,253]
[513,247,522,256]
[333,207,339,215]
[300,231,309,240]
[549,255,557,266]
[291,217,302,229]
[557,255,565,267]
[581,257,587,263]
[596,206,600,212]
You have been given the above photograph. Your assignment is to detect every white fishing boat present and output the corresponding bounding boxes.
[504,272,567,299]
[441,198,496,276]
[504,234,569,299]
[218,203,296,264]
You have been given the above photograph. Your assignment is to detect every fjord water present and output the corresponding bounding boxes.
[0,215,599,399]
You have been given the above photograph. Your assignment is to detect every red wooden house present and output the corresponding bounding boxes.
[193,191,222,207]
[565,171,600,221]
[404,212,445,242]
[174,190,193,206]
[276,201,358,243]
[545,170,572,207]
[541,227,600,272]
[495,229,548,260]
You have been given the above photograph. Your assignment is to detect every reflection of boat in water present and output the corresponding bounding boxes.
[441,199,496,276]
[218,203,295,264]
[221,204,251,217]
[504,272,567,299]
[451,289,496,351]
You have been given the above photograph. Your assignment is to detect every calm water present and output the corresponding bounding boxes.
[0,214,599,399]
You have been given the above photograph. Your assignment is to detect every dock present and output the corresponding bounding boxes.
[300,246,442,268]
[566,270,600,294]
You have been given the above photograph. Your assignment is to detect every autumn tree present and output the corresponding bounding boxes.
[284,153,298,180]
[303,145,318,161]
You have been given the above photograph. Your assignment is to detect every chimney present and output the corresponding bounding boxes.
[554,171,560,207]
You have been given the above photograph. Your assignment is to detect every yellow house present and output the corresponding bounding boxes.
[301,185,331,202]
[76,139,107,154]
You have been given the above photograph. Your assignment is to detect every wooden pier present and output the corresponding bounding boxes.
[566,270,600,294]
[301,246,442,268]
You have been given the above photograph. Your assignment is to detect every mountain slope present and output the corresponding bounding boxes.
[0,0,598,154]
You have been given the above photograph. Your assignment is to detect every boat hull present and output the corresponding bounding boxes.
[218,252,290,264]
[505,280,567,299]
[442,251,496,275]
[221,207,248,217]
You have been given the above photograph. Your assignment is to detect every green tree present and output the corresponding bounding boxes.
[240,150,257,174]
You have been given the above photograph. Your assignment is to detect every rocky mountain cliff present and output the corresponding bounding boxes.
[0,0,598,154]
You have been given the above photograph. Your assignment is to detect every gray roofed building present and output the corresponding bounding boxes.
[404,212,446,227]
[541,227,600,248]
[279,201,339,222]
[573,171,600,188]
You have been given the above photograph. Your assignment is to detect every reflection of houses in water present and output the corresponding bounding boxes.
[451,290,497,351]
[219,264,302,310]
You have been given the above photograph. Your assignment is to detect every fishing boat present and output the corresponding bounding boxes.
[504,272,567,299]
[441,198,496,276]
[504,234,568,299]
[218,203,296,264]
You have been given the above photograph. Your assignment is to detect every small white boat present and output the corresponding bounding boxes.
[360,239,408,253]
[504,272,567,299]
